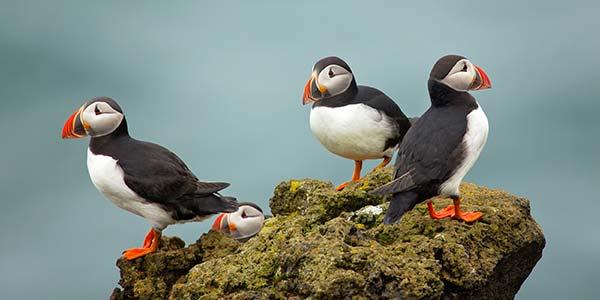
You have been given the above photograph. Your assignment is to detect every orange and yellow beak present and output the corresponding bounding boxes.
[211,213,237,234]
[302,73,327,105]
[470,65,492,90]
[302,78,314,105]
[61,106,87,139]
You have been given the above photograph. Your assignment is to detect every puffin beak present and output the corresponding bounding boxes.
[302,77,314,105]
[212,213,229,232]
[61,106,88,139]
[302,73,327,105]
[470,65,492,90]
[212,212,239,234]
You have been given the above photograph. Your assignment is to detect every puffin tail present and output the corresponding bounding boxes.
[383,191,419,225]
[185,194,238,217]
[213,195,239,213]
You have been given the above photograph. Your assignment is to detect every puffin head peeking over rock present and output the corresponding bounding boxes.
[211,202,267,242]
[62,97,239,260]
[302,56,412,191]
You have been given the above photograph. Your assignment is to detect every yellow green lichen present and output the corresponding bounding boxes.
[112,168,545,300]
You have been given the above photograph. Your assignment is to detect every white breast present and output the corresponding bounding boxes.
[86,149,175,230]
[439,104,489,197]
[309,104,397,160]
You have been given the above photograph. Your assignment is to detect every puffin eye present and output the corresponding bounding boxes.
[241,210,247,218]
[94,105,101,115]
[328,68,335,78]
[461,64,468,72]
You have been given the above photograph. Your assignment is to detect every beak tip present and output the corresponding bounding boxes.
[302,78,317,105]
[473,65,492,90]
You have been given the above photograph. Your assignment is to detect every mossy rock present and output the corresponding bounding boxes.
[111,232,240,300]
[112,168,545,300]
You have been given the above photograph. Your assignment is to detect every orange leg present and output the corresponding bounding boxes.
[336,160,363,191]
[452,198,483,223]
[142,228,155,248]
[122,228,161,260]
[370,156,391,173]
[427,200,455,219]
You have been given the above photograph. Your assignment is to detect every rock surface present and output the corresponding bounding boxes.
[111,168,545,300]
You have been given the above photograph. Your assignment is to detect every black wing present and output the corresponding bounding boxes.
[355,86,412,150]
[370,104,469,195]
[117,140,229,203]
[359,86,411,139]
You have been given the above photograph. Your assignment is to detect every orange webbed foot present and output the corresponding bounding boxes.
[454,211,483,223]
[122,247,157,260]
[336,160,363,191]
[452,199,483,223]
[427,201,454,219]
[122,228,161,260]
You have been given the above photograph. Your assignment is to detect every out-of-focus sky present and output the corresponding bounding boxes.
[0,1,598,299]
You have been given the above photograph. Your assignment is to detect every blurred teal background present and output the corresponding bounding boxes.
[0,0,598,299]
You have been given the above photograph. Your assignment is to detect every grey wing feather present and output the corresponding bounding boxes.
[195,182,230,194]
[369,170,416,196]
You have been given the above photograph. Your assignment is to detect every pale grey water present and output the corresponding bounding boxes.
[0,1,598,299]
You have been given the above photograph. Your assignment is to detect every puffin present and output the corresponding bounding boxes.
[370,55,492,224]
[61,97,238,260]
[302,56,411,191]
[211,202,267,242]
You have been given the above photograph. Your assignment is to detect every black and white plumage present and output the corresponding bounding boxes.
[370,55,492,224]
[302,56,411,191]
[62,97,238,259]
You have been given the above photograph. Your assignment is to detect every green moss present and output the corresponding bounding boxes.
[113,168,545,300]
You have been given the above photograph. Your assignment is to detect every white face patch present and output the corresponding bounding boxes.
[316,64,353,97]
[81,101,124,137]
[440,59,477,91]
[228,205,264,240]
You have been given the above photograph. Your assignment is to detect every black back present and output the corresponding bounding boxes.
[370,80,478,199]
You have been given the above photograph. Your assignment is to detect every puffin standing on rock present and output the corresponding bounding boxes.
[302,56,411,191]
[371,55,492,225]
[211,202,267,241]
[61,97,238,259]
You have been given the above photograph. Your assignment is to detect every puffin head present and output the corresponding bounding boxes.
[62,97,125,139]
[211,202,266,241]
[430,55,492,92]
[302,56,357,105]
